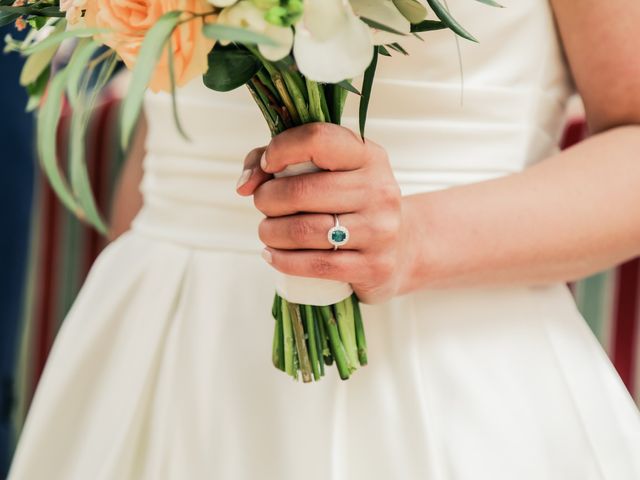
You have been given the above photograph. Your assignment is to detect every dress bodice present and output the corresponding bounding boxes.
[134,0,574,251]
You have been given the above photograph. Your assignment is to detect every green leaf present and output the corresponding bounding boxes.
[336,80,360,96]
[19,20,65,86]
[65,39,102,107]
[120,10,181,149]
[359,46,378,140]
[202,24,279,46]
[378,45,392,56]
[203,43,262,92]
[360,16,407,36]
[474,0,504,7]
[23,25,105,55]
[387,42,409,55]
[425,0,478,42]
[0,10,20,27]
[37,67,83,216]
[410,19,447,33]
[25,65,50,112]
[67,54,118,235]
[167,36,190,141]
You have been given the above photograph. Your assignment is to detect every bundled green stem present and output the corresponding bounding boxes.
[258,58,368,382]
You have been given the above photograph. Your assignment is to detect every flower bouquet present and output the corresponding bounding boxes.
[2,0,497,382]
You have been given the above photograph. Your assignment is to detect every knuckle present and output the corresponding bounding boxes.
[253,190,266,213]
[372,215,401,242]
[288,217,313,243]
[288,175,309,202]
[378,181,402,209]
[306,122,330,144]
[310,256,335,277]
[372,255,395,280]
[257,218,271,244]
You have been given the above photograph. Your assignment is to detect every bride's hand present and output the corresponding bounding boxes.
[236,123,413,304]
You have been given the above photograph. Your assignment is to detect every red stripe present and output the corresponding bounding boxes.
[612,259,639,394]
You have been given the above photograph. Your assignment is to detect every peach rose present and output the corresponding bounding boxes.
[84,0,216,92]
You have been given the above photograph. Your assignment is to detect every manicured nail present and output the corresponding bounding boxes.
[260,151,268,171]
[261,248,272,264]
[236,168,252,189]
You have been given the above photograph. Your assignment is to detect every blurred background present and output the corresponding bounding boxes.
[1,34,639,479]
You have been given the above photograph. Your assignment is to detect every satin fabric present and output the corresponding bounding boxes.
[8,0,640,478]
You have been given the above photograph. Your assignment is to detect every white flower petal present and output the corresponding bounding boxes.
[294,13,374,83]
[259,25,294,61]
[302,0,350,41]
[350,0,410,45]
[208,0,239,7]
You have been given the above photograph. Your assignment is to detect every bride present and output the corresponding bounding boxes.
[8,0,640,478]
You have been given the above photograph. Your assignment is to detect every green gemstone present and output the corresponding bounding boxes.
[331,229,347,243]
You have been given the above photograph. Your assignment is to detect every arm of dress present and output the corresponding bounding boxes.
[399,0,640,292]
[107,113,147,242]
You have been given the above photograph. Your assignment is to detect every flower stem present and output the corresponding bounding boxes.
[311,307,326,377]
[319,306,351,380]
[281,298,295,377]
[335,299,358,371]
[280,69,310,124]
[352,295,368,366]
[288,302,313,383]
[316,306,333,366]
[303,305,321,381]
[305,78,325,123]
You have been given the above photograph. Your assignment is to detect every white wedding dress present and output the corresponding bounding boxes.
[9,1,640,478]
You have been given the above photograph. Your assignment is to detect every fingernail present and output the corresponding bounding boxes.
[236,168,252,189]
[261,248,272,264]
[260,151,268,171]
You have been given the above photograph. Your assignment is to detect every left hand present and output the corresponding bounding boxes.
[236,123,412,304]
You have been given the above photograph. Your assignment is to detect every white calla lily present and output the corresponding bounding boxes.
[350,0,410,45]
[293,0,373,83]
[217,0,293,61]
[208,0,239,7]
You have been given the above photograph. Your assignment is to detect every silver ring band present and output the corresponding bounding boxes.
[327,214,350,250]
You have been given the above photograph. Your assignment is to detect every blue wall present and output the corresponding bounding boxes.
[0,26,35,476]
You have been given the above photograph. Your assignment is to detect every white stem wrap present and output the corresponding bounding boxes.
[272,160,354,306]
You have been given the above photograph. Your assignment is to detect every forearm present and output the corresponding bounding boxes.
[401,125,640,291]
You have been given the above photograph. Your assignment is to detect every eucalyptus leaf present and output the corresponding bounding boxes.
[167,37,190,141]
[425,0,478,42]
[359,46,379,140]
[37,67,83,216]
[68,53,118,234]
[19,20,65,86]
[65,39,102,107]
[120,10,181,149]
[23,25,105,55]
[203,44,262,92]
[202,24,279,46]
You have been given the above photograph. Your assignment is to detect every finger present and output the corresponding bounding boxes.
[253,170,366,217]
[262,247,366,284]
[261,123,371,174]
[236,146,273,196]
[259,212,369,251]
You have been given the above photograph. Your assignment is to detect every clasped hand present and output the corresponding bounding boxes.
[237,123,412,304]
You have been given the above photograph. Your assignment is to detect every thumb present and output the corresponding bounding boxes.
[236,146,272,196]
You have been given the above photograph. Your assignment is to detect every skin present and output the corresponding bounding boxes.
[233,0,640,304]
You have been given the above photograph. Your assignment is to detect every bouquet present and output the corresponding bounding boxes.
[2,0,497,382]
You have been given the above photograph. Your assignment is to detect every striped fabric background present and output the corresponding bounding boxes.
[9,100,640,451]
